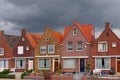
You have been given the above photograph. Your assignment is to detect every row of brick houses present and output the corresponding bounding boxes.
[0,20,120,74]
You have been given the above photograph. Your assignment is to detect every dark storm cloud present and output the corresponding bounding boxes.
[0,0,120,37]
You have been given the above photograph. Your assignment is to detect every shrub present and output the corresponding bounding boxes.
[1,69,10,74]
[0,74,15,79]
[21,69,33,79]
[7,74,15,79]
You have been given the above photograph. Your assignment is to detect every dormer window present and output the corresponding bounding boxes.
[73,28,77,35]
[22,37,25,41]
[0,48,4,55]
[46,38,49,42]
[112,42,117,47]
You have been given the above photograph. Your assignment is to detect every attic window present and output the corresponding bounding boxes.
[73,28,77,35]
[22,37,25,41]
[106,33,109,36]
[26,46,29,50]
[112,42,117,47]
[46,38,49,42]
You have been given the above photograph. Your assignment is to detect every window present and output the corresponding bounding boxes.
[0,48,4,55]
[0,60,8,69]
[16,59,26,69]
[77,41,82,51]
[67,42,73,51]
[63,59,75,68]
[18,46,24,54]
[38,58,50,69]
[73,28,77,35]
[48,45,54,53]
[26,46,29,50]
[46,38,49,42]
[41,46,46,54]
[22,37,25,41]
[112,42,117,47]
[98,42,107,52]
[95,58,110,69]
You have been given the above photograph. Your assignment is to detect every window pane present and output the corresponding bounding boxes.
[96,58,102,69]
[16,59,26,69]
[98,42,107,52]
[77,41,82,50]
[18,46,23,54]
[48,45,54,53]
[68,42,73,50]
[39,58,50,69]
[63,59,75,68]
[39,59,44,68]
[0,48,4,55]
[41,46,46,53]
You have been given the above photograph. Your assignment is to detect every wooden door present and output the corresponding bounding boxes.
[117,60,120,72]
[54,60,59,72]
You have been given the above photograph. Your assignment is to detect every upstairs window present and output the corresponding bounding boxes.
[67,42,73,51]
[112,42,117,47]
[77,41,82,51]
[26,46,29,50]
[18,46,23,54]
[48,45,55,54]
[41,46,46,54]
[0,48,4,55]
[73,28,77,35]
[98,42,107,52]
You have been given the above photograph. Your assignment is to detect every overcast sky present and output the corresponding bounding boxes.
[0,0,120,38]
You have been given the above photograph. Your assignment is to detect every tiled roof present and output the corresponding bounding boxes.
[50,30,63,44]
[4,35,20,48]
[25,32,41,48]
[63,21,94,42]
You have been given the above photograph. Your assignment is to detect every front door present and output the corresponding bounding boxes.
[28,59,33,70]
[117,60,120,72]
[54,59,59,72]
[80,59,85,72]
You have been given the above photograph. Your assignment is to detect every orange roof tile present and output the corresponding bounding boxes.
[26,32,41,48]
[63,21,94,42]
[50,30,63,44]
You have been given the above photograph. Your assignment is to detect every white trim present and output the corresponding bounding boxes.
[53,58,54,72]
[13,57,34,59]
[48,45,55,54]
[35,55,60,58]
[93,55,120,58]
[62,56,88,58]
[0,58,11,60]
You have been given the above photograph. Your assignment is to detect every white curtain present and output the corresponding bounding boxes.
[96,58,102,69]
[39,59,44,68]
[64,59,75,68]
[104,58,110,69]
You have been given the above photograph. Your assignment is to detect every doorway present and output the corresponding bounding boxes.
[80,59,85,72]
[28,59,33,70]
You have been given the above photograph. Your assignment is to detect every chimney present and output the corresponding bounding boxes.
[73,19,78,24]
[0,31,4,40]
[105,22,110,29]
[45,25,50,32]
[21,29,26,36]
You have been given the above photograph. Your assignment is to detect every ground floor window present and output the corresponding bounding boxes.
[95,57,110,69]
[63,59,75,68]
[0,60,8,69]
[16,59,26,69]
[38,58,50,69]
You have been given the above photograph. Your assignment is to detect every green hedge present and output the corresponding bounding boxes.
[0,74,15,79]
[21,69,33,79]
[0,69,10,74]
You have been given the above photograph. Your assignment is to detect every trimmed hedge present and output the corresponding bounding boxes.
[0,69,10,74]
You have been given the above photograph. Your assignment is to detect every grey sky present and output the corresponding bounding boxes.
[0,0,120,38]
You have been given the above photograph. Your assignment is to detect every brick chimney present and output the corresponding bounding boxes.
[0,31,4,40]
[105,22,110,29]
[21,29,26,36]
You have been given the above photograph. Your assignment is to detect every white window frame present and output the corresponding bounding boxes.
[73,28,77,35]
[18,46,24,54]
[15,59,26,69]
[67,42,73,51]
[40,45,46,54]
[48,45,55,54]
[0,48,4,55]
[95,57,110,70]
[63,59,75,68]
[76,41,83,51]
[98,41,108,52]
[112,42,117,47]
[38,58,50,70]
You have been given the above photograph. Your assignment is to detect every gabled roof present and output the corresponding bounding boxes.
[50,30,63,44]
[25,32,41,48]
[63,21,94,42]
[4,35,20,48]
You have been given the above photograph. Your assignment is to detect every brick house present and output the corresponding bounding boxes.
[61,20,94,73]
[13,29,41,72]
[0,31,19,71]
[90,22,120,73]
[35,26,63,73]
